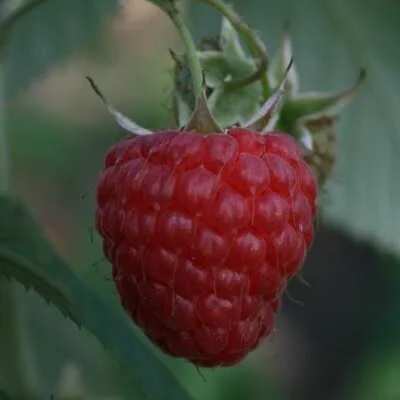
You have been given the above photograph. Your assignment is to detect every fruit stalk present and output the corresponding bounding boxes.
[197,0,270,96]
[166,2,204,101]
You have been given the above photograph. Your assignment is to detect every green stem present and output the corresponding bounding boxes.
[197,0,270,96]
[166,3,203,100]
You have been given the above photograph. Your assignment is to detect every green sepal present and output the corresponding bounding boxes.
[220,17,247,59]
[285,69,366,123]
[185,90,223,133]
[87,77,152,135]
[244,78,286,132]
[300,116,337,185]
[269,32,299,96]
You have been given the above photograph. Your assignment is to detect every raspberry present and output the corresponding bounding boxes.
[95,128,317,367]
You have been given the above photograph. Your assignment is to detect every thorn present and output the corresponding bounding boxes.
[169,48,182,66]
[297,273,311,287]
[194,365,207,382]
[285,289,304,307]
[90,257,106,269]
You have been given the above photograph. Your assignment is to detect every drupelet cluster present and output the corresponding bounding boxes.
[95,128,317,367]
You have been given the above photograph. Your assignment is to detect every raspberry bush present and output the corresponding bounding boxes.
[90,0,362,369]
[0,0,365,398]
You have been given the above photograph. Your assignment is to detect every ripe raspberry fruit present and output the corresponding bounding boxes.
[95,128,317,367]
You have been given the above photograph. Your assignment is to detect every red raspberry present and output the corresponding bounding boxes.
[95,128,317,367]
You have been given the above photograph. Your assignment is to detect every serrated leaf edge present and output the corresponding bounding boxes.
[0,197,192,400]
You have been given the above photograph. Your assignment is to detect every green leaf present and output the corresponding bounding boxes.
[190,0,400,256]
[0,195,192,400]
[208,83,260,127]
[199,51,255,88]
[268,32,299,95]
[3,0,119,99]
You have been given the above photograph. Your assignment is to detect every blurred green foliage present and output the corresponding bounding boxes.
[3,0,118,99]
